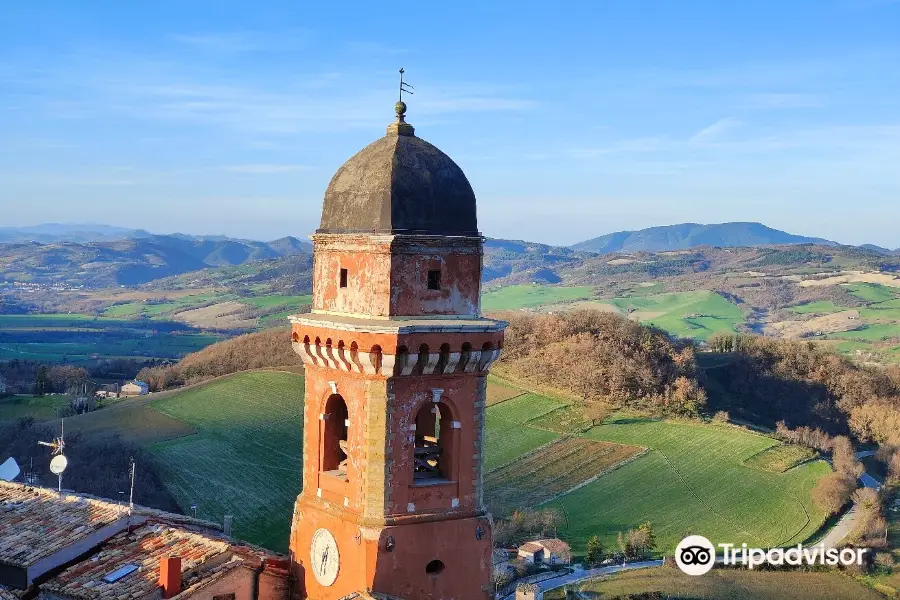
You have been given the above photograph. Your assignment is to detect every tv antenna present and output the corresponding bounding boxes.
[38,419,67,492]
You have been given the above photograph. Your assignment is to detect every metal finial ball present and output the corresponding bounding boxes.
[395,101,407,117]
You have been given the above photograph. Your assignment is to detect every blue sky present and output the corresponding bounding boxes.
[1,1,899,247]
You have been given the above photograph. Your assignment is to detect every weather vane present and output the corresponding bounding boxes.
[399,68,414,102]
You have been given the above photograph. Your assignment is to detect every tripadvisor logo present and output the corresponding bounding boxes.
[674,535,869,576]
[675,535,716,575]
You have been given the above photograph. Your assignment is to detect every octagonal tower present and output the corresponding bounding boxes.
[288,101,505,600]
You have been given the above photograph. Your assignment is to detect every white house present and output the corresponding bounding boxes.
[517,539,571,566]
[120,380,149,396]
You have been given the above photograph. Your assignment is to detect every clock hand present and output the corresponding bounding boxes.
[321,547,329,573]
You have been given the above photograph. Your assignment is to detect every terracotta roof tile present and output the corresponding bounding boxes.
[533,538,570,554]
[41,523,234,600]
[0,481,126,568]
[0,586,24,600]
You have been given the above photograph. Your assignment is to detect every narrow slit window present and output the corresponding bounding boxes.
[339,268,348,288]
[427,269,441,290]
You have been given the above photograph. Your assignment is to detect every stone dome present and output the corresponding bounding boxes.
[318,108,479,237]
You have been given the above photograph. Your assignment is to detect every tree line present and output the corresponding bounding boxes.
[707,332,900,446]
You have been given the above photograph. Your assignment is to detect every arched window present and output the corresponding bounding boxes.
[291,331,300,343]
[413,401,455,482]
[322,394,349,478]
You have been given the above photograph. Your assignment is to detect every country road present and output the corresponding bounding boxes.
[817,450,883,549]
[500,560,664,600]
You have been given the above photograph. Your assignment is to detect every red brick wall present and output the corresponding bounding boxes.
[311,234,482,318]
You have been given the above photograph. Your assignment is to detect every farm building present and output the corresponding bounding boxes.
[120,380,149,396]
[0,481,290,599]
[517,539,572,566]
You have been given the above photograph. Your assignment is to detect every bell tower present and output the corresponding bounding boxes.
[288,99,505,600]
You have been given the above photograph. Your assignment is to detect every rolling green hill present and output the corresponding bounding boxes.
[482,381,830,555]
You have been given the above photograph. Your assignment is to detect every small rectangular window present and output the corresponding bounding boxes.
[339,268,348,288]
[427,269,441,290]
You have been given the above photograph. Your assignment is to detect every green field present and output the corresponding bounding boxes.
[240,294,312,310]
[743,443,817,473]
[144,372,303,550]
[604,291,745,341]
[0,292,310,366]
[0,333,220,362]
[788,300,847,315]
[844,282,899,303]
[546,417,829,555]
[481,382,830,557]
[0,394,70,421]
[829,323,900,342]
[147,371,304,552]
[481,285,594,312]
[484,412,559,471]
[548,566,884,600]
[102,292,229,319]
[484,437,643,516]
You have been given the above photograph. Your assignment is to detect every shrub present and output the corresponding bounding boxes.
[811,472,857,515]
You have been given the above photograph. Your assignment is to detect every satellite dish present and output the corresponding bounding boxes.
[0,457,20,481]
[50,455,68,475]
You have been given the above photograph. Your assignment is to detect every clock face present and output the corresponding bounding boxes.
[310,528,340,587]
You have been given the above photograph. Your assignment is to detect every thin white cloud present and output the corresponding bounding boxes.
[5,54,536,135]
[689,117,742,143]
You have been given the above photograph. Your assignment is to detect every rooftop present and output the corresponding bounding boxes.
[0,481,127,569]
[519,538,571,554]
[0,586,23,600]
[40,522,244,600]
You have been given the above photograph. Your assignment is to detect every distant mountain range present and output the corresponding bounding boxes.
[1,221,897,289]
[572,222,846,253]
[0,233,312,287]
